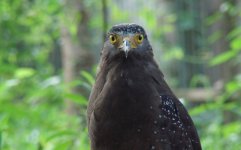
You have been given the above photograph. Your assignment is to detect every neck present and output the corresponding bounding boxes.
[100,51,154,71]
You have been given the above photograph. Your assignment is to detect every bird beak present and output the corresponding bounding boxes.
[120,38,131,58]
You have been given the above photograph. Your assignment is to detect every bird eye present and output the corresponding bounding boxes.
[109,35,117,44]
[136,34,144,44]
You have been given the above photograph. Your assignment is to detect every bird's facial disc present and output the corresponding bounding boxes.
[109,34,144,58]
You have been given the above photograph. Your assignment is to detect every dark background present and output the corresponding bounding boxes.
[0,0,241,149]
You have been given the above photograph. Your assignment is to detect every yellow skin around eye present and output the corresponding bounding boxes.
[109,34,143,48]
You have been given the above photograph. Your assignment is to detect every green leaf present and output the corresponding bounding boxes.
[46,130,76,142]
[79,128,90,150]
[163,47,184,60]
[64,93,87,106]
[225,80,241,94]
[81,71,95,86]
[208,31,222,43]
[189,102,222,116]
[231,37,241,50]
[0,115,9,130]
[205,12,222,25]
[228,27,241,39]
[209,50,237,66]
[14,68,35,79]
[222,122,241,138]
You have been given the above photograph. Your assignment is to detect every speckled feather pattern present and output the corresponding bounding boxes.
[87,23,202,150]
[108,23,147,38]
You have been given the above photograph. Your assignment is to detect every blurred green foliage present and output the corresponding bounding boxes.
[0,0,241,150]
[0,0,89,149]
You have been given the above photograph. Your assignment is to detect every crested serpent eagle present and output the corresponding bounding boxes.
[87,23,202,150]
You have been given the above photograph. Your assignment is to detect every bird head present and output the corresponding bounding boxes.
[102,23,152,59]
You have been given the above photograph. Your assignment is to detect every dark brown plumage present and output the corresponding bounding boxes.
[87,23,202,150]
